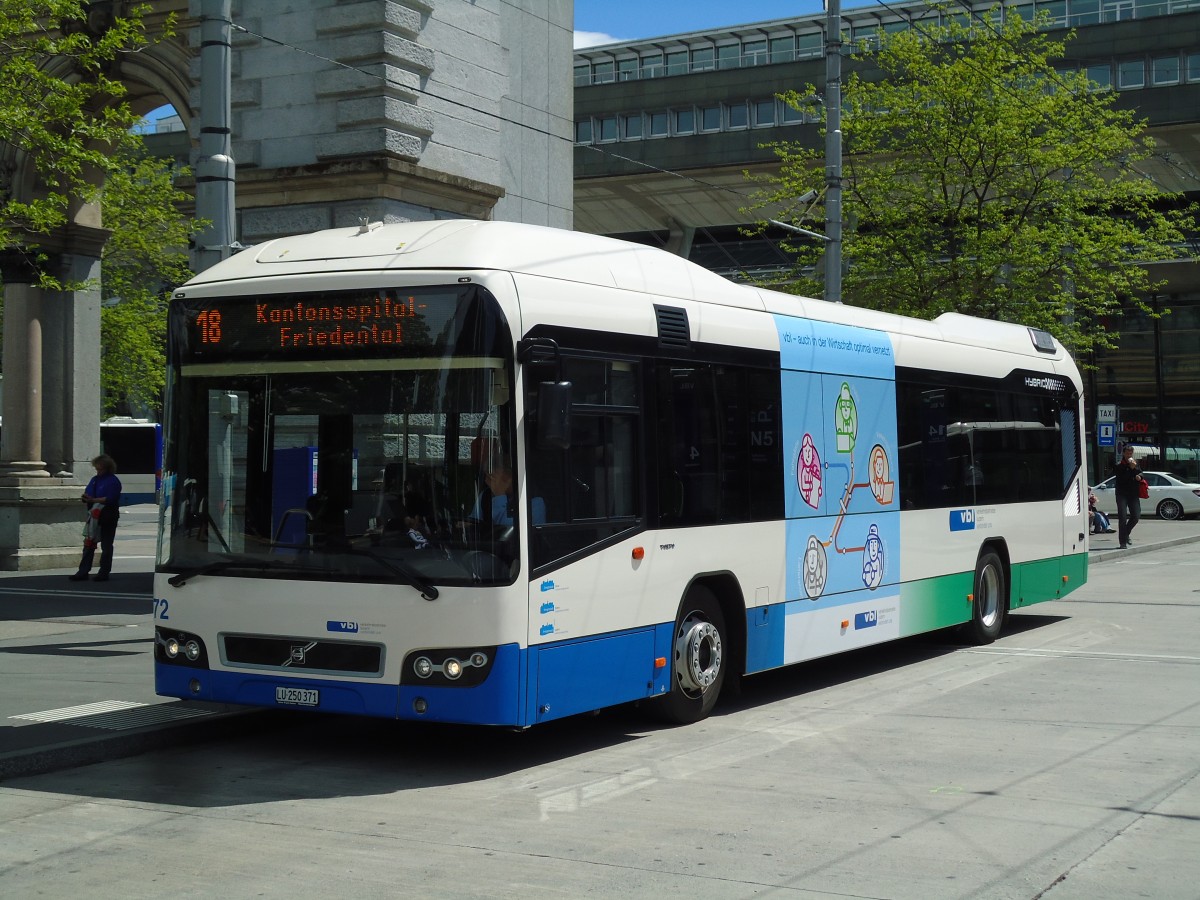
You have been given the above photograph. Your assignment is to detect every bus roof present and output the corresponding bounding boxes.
[180,220,1067,363]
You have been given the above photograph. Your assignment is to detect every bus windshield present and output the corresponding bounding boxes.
[157,283,520,588]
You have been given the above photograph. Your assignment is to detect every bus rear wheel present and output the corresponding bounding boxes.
[654,586,727,725]
[961,550,1007,645]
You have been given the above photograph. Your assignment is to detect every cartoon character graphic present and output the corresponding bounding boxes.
[803,535,828,599]
[835,383,858,453]
[869,444,895,505]
[862,524,884,590]
[797,433,823,510]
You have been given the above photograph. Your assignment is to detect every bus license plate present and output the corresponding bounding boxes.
[275,686,319,707]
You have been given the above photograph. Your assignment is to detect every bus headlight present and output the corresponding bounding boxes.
[400,647,496,687]
[155,628,209,668]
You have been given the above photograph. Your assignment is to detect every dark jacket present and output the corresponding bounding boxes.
[1113,456,1141,500]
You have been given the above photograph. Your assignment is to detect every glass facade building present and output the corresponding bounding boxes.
[574,0,1200,493]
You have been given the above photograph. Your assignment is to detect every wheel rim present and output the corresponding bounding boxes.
[977,563,1001,628]
[674,612,723,697]
[1159,499,1182,520]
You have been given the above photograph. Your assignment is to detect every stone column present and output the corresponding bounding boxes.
[0,280,49,478]
[42,227,106,482]
[0,224,108,570]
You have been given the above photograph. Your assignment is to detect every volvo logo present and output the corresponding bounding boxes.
[283,641,317,667]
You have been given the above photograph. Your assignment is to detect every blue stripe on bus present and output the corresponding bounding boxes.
[745,603,788,673]
[399,643,524,725]
[157,632,677,727]
[526,626,668,725]
[156,643,527,725]
[155,662,401,718]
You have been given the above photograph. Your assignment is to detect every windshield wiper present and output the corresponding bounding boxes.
[168,550,440,600]
[167,558,323,588]
[341,546,440,601]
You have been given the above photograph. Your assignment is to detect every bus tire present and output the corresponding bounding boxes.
[654,585,727,725]
[961,550,1007,645]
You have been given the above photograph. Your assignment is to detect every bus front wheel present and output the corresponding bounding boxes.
[961,550,1007,645]
[655,586,727,725]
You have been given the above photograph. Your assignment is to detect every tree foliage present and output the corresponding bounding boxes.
[100,150,199,418]
[0,1,155,274]
[750,10,1195,355]
[0,2,196,417]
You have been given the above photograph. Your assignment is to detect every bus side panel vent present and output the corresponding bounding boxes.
[655,305,691,349]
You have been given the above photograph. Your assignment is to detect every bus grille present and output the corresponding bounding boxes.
[221,634,384,677]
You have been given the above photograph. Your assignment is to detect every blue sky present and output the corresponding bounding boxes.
[575,1,831,47]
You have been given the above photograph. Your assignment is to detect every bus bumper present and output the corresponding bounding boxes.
[154,642,525,725]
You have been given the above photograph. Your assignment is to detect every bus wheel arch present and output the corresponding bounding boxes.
[654,574,744,725]
[961,541,1009,645]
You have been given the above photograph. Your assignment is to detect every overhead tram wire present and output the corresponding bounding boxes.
[231,23,566,145]
[232,22,773,205]
[229,21,838,278]
[238,9,1191,211]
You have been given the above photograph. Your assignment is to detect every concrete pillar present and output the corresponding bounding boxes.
[43,247,104,482]
[0,224,108,570]
[0,282,49,478]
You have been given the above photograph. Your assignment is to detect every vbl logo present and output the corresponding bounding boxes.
[949,509,976,531]
[854,610,878,630]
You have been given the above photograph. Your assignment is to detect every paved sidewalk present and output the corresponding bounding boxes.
[0,505,251,780]
[1084,514,1200,562]
[2,506,1199,781]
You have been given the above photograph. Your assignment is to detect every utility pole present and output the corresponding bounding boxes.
[194,0,237,273]
[824,0,843,304]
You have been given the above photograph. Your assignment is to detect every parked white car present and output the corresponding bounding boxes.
[1090,471,1200,521]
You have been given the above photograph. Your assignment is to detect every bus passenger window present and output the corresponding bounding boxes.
[524,353,642,571]
[655,363,782,525]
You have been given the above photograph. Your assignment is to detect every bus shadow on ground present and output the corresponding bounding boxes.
[0,572,153,620]
[9,615,1068,808]
[726,613,1068,715]
[0,636,152,658]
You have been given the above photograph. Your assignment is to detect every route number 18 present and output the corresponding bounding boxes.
[196,310,222,344]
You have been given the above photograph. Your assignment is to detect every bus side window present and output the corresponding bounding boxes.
[655,362,782,525]
[525,353,642,571]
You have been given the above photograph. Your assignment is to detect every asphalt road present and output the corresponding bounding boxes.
[1,521,1198,898]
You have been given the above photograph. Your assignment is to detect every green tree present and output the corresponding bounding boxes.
[0,2,195,417]
[0,1,154,275]
[751,10,1194,355]
[100,149,199,418]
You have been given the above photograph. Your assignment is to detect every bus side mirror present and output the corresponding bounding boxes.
[538,382,572,450]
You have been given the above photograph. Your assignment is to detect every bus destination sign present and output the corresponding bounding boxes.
[182,288,461,360]
[198,295,422,350]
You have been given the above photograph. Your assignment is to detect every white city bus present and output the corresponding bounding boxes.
[100,418,163,505]
[154,220,1088,726]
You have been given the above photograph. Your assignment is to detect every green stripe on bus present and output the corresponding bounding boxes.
[900,571,974,635]
[900,551,1088,635]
